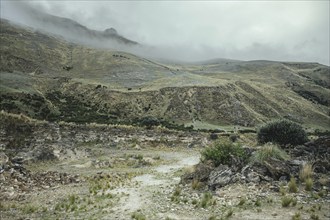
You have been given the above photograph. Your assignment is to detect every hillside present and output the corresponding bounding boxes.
[0,19,329,130]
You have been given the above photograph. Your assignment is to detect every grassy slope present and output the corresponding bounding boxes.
[0,19,329,129]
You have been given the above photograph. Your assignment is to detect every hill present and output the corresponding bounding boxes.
[0,19,329,130]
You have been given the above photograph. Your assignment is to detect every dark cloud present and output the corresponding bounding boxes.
[1,0,329,65]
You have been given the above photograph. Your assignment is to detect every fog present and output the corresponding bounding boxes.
[1,1,329,65]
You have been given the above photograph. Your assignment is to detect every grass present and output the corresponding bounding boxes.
[305,177,313,191]
[281,196,293,207]
[198,192,216,208]
[292,212,301,220]
[22,204,38,214]
[237,198,246,206]
[131,211,146,220]
[251,143,289,164]
[191,179,202,190]
[299,163,313,182]
[254,199,261,207]
[288,177,298,193]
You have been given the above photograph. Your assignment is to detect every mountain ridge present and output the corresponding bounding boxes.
[0,18,329,130]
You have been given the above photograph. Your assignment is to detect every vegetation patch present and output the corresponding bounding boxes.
[257,119,308,146]
[251,143,289,164]
[201,141,247,166]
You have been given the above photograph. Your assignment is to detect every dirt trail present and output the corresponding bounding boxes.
[108,151,200,219]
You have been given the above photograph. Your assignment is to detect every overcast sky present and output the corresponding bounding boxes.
[1,0,329,65]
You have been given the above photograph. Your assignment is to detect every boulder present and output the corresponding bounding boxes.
[208,165,233,190]
[263,158,291,180]
[181,162,214,184]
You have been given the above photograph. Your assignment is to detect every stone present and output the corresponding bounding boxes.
[208,165,233,190]
[263,158,291,180]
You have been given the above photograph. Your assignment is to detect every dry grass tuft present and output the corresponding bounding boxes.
[299,163,313,182]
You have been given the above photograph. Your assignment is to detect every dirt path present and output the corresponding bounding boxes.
[107,150,200,219]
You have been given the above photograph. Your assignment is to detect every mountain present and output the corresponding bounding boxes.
[0,19,329,130]
[1,3,138,48]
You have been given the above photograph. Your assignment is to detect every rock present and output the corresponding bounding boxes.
[263,158,290,180]
[181,162,214,184]
[11,156,24,164]
[133,144,141,150]
[208,165,233,190]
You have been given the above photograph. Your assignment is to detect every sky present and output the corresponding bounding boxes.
[1,0,329,65]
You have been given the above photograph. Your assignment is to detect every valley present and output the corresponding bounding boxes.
[0,9,329,220]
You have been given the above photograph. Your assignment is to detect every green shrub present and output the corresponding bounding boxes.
[229,134,238,142]
[257,119,308,146]
[201,141,247,166]
[251,143,289,164]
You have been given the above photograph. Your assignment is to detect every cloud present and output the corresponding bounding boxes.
[1,0,329,65]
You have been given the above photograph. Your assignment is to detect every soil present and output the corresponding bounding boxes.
[1,145,329,220]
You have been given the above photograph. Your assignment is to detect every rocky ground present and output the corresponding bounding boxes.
[0,114,329,220]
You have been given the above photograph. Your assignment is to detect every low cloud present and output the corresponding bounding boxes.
[1,1,329,65]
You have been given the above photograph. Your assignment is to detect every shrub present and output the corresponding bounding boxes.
[201,141,247,166]
[251,143,289,164]
[229,134,238,142]
[257,119,308,146]
[139,116,160,129]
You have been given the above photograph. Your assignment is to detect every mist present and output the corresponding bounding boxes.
[1,1,329,65]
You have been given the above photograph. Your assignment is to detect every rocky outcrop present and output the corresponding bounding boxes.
[183,136,330,190]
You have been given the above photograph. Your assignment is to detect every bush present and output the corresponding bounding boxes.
[257,119,308,146]
[251,143,289,164]
[201,141,247,166]
[139,116,160,129]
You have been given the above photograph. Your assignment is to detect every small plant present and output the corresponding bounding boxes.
[191,179,202,190]
[281,196,293,207]
[305,177,313,191]
[299,163,313,182]
[226,209,234,217]
[257,119,308,146]
[171,187,182,203]
[201,141,247,166]
[199,192,216,208]
[251,143,289,164]
[291,212,301,220]
[229,134,238,142]
[208,215,217,220]
[310,213,319,220]
[280,184,287,196]
[173,187,181,197]
[255,199,261,207]
[288,177,298,193]
[291,198,297,206]
[131,211,146,220]
[238,198,246,206]
[192,199,198,205]
[22,204,38,214]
